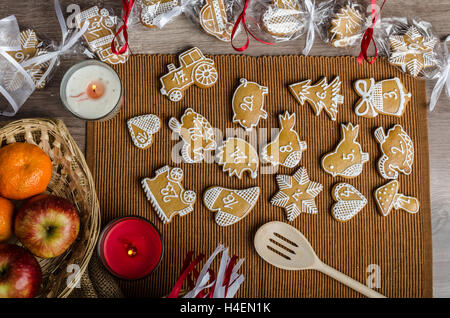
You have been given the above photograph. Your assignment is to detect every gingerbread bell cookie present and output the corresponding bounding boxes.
[203,186,260,226]
[140,0,179,28]
[142,166,196,223]
[160,47,218,102]
[262,112,307,168]
[262,0,305,37]
[199,0,234,42]
[127,114,161,150]
[232,78,268,131]
[331,183,367,222]
[289,77,344,121]
[169,108,216,163]
[375,125,414,180]
[216,138,259,179]
[329,4,364,48]
[271,167,323,221]
[322,123,369,178]
[374,180,419,216]
[354,77,412,118]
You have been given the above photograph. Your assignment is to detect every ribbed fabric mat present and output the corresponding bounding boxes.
[86,54,432,298]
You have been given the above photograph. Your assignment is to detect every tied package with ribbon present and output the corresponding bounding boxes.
[128,0,184,30]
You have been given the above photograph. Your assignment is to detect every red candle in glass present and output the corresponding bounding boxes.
[98,217,163,280]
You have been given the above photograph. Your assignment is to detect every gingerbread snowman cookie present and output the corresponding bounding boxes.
[374,180,419,216]
[262,0,305,37]
[329,4,364,48]
[216,138,259,179]
[331,183,367,222]
[199,0,233,42]
[127,114,161,150]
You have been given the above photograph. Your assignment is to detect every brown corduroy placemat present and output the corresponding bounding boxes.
[86,54,432,298]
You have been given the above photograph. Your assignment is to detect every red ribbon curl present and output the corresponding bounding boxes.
[111,0,135,56]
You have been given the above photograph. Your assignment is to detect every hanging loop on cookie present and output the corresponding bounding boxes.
[111,0,135,56]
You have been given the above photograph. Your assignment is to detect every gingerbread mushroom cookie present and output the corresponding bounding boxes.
[232,78,268,131]
[160,47,218,102]
[169,108,216,163]
[142,166,197,224]
[374,180,419,216]
[262,112,307,168]
[271,167,323,221]
[329,4,364,48]
[127,114,161,150]
[199,0,234,42]
[374,125,414,180]
[331,183,367,222]
[140,0,179,28]
[216,138,259,179]
[354,77,412,118]
[289,77,344,121]
[261,0,305,37]
[203,186,260,226]
[322,123,369,178]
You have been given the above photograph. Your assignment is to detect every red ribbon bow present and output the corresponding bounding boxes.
[111,0,135,56]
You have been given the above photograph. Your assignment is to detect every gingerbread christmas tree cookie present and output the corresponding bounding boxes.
[199,0,233,42]
[374,180,419,216]
[216,138,259,179]
[262,0,305,37]
[329,4,364,48]
[142,166,197,224]
[127,114,161,150]
[271,167,323,221]
[331,183,367,222]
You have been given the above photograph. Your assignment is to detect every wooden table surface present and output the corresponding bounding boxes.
[1,0,449,297]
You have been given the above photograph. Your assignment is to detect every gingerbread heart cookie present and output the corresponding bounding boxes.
[216,138,259,179]
[199,0,233,42]
[329,4,364,48]
[140,0,179,28]
[261,0,305,37]
[374,180,419,216]
[331,183,367,222]
[127,114,161,150]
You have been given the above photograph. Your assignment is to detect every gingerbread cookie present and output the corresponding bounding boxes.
[289,76,344,121]
[271,167,323,221]
[127,114,161,150]
[322,123,369,178]
[261,0,305,37]
[160,47,218,102]
[140,0,179,28]
[262,112,307,168]
[331,183,367,222]
[375,125,414,180]
[216,138,259,179]
[169,108,216,163]
[199,0,233,42]
[329,4,364,48]
[75,6,128,65]
[232,78,268,131]
[354,77,412,118]
[203,186,260,226]
[389,25,438,77]
[142,166,196,223]
[374,180,419,216]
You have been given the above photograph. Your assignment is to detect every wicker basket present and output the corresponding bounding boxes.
[0,118,101,298]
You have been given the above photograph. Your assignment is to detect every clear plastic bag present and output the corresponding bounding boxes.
[128,0,183,29]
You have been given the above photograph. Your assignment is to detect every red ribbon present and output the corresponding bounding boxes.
[168,251,204,298]
[111,0,135,56]
[357,0,387,64]
[231,0,274,52]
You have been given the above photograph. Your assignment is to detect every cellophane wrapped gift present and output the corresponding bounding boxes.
[128,0,184,29]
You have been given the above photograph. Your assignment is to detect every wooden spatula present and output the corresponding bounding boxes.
[254,221,386,298]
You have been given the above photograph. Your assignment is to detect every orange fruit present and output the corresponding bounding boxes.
[0,197,14,242]
[0,143,52,200]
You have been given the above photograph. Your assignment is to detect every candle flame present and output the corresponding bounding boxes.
[127,246,137,257]
[92,84,97,92]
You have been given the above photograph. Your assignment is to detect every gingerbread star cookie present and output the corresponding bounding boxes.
[262,0,305,37]
[169,108,216,163]
[203,186,260,226]
[142,166,196,224]
[322,123,369,178]
[289,76,344,121]
[374,180,419,216]
[140,0,179,28]
[329,4,364,48]
[262,112,307,168]
[216,138,259,179]
[389,25,438,77]
[199,0,233,42]
[331,183,367,222]
[127,114,161,150]
[271,167,323,221]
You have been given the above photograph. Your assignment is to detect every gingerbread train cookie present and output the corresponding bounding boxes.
[354,77,412,118]
[262,0,305,37]
[203,186,260,226]
[216,138,259,179]
[374,180,419,216]
[169,108,216,163]
[199,0,233,42]
[331,183,367,222]
[127,114,161,150]
[289,77,344,121]
[232,78,268,131]
[322,123,369,178]
[142,166,197,223]
[140,0,179,28]
[262,112,307,168]
[160,47,218,102]
[271,167,323,221]
[329,4,364,48]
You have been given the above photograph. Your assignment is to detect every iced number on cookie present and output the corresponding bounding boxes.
[354,78,412,118]
[331,183,367,222]
[140,0,179,28]
[271,167,323,221]
[160,47,218,102]
[169,108,216,163]
[374,180,419,216]
[262,0,305,37]
[199,0,233,42]
[216,138,259,179]
[142,166,196,224]
[375,125,414,180]
[232,78,268,131]
[289,77,344,121]
[389,26,438,77]
[203,186,260,226]
[322,123,368,178]
[127,114,161,150]
[329,4,364,48]
[262,112,307,168]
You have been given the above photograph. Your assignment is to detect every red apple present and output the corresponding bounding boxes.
[14,195,80,259]
[0,243,42,298]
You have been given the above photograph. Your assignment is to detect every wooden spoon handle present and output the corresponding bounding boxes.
[316,262,386,298]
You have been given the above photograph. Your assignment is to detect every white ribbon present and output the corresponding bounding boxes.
[302,0,315,55]
[154,0,185,29]
[429,36,450,111]
[0,15,21,50]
